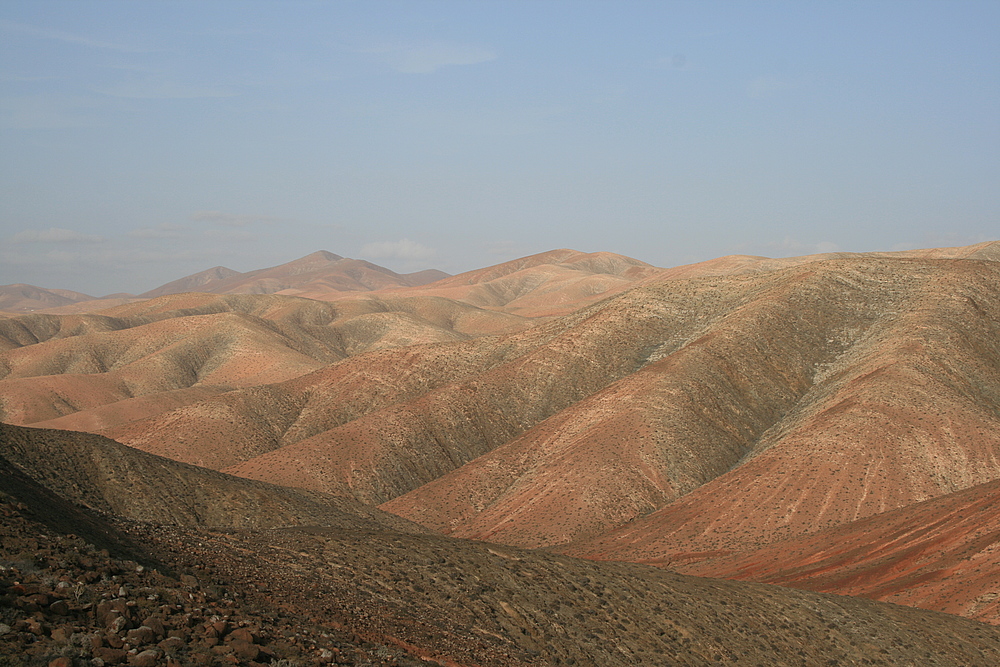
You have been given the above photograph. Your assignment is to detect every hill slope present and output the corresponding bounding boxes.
[0,284,95,312]
[381,258,1000,554]
[0,291,528,428]
[677,476,1000,625]
[387,248,666,317]
[4,423,1000,666]
[556,257,1000,563]
[7,241,1000,633]
[140,250,449,298]
[0,422,419,532]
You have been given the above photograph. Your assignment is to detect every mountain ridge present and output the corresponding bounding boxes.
[4,239,1000,635]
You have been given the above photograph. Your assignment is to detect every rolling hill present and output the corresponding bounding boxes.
[0,291,528,429]
[4,239,1000,640]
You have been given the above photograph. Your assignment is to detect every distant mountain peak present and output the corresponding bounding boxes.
[294,250,344,263]
[138,265,242,299]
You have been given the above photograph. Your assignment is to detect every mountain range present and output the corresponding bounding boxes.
[2,239,1000,664]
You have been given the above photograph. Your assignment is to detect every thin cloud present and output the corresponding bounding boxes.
[0,19,148,53]
[203,228,258,242]
[655,54,690,70]
[10,228,105,244]
[367,41,497,74]
[96,82,238,100]
[190,211,278,227]
[747,76,790,98]
[485,240,532,258]
[0,93,100,130]
[361,238,437,261]
[128,223,186,239]
[891,232,994,251]
[761,237,839,256]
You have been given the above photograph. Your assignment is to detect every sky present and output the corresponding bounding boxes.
[1,0,998,296]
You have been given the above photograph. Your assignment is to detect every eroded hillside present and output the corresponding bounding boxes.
[5,242,1000,636]
[3,424,1000,666]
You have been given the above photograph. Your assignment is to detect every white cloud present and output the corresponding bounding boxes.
[361,238,437,261]
[10,228,105,244]
[372,41,497,74]
[190,211,277,227]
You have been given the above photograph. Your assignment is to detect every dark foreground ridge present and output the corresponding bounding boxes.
[0,495,429,666]
[3,430,1000,666]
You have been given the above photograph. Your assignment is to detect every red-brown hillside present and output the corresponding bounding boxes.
[385,257,1000,553]
[677,477,1000,625]
[8,241,1000,631]
[0,291,528,428]
[385,249,665,317]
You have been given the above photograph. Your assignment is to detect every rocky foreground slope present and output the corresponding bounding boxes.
[3,423,1000,666]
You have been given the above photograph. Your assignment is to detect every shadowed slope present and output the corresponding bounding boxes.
[678,477,1000,625]
[0,422,420,533]
[110,256,1000,544]
[105,336,535,470]
[0,312,129,351]
[378,263,878,545]
[29,385,231,433]
[0,454,149,559]
[0,311,334,424]
[111,289,668,473]
[4,427,1000,667]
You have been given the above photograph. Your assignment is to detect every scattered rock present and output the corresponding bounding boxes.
[127,648,162,667]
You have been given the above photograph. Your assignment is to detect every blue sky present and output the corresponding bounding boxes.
[1,1,998,295]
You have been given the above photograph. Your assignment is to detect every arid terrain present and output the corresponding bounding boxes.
[4,423,1000,666]
[3,240,1000,665]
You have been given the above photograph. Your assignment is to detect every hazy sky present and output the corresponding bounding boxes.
[2,1,998,295]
